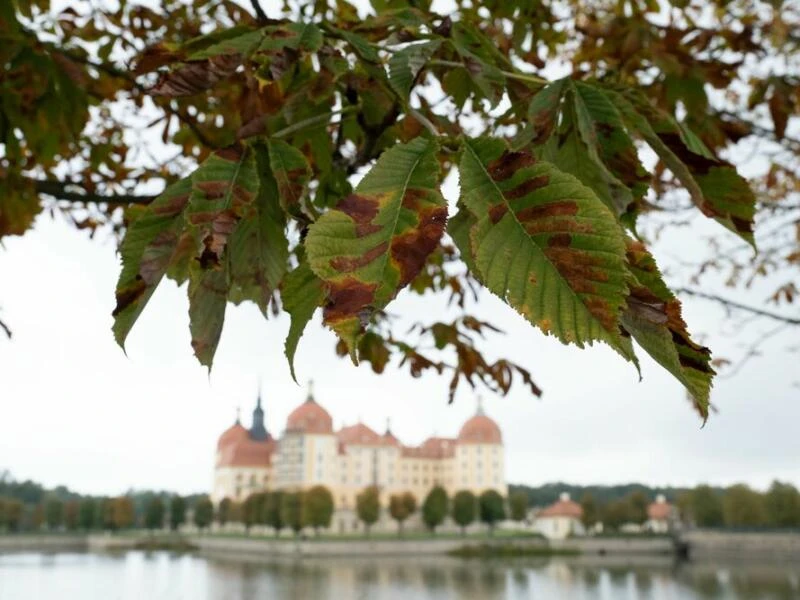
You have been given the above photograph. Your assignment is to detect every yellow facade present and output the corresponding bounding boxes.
[212,392,506,508]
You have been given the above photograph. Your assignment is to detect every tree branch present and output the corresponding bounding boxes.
[0,316,11,339]
[677,287,800,326]
[33,179,157,205]
[249,0,268,23]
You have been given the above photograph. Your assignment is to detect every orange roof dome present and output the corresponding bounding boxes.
[647,495,672,520]
[217,414,249,450]
[539,493,583,519]
[337,422,381,445]
[286,384,333,434]
[217,438,275,468]
[458,398,502,444]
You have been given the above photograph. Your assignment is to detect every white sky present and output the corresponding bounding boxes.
[0,0,798,496]
[1,175,798,496]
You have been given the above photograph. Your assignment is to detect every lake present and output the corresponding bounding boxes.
[1,551,799,599]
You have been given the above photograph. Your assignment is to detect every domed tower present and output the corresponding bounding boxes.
[216,408,249,451]
[276,382,337,490]
[249,393,269,441]
[212,399,275,504]
[455,396,505,495]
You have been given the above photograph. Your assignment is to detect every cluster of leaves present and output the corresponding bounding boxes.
[2,0,799,418]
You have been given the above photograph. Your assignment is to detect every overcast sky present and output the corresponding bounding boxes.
[1,0,798,497]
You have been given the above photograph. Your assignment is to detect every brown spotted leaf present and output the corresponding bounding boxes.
[305,137,447,358]
[611,88,756,246]
[621,240,715,419]
[148,53,241,97]
[281,254,325,382]
[186,143,260,269]
[266,139,311,215]
[188,259,229,369]
[226,141,289,314]
[112,178,192,349]
[459,136,631,353]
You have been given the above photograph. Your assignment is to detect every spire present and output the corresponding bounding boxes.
[235,406,241,425]
[476,395,485,416]
[306,379,315,402]
[249,387,269,441]
[385,417,392,435]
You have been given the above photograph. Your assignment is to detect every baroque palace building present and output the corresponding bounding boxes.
[212,385,506,515]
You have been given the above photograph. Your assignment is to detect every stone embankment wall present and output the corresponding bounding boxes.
[684,530,800,561]
[191,535,550,558]
[553,537,674,555]
[0,535,87,552]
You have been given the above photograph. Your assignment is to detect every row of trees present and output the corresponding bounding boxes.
[676,483,800,528]
[374,487,527,536]
[0,494,209,533]
[215,486,335,536]
[213,486,529,537]
[577,481,800,530]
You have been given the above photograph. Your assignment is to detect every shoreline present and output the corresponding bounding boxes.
[2,530,799,561]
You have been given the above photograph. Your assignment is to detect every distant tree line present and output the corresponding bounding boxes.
[0,473,209,533]
[574,482,800,531]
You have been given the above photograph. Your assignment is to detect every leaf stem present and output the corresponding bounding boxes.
[271,106,358,140]
[428,59,548,86]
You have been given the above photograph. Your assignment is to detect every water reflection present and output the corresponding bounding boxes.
[0,550,799,599]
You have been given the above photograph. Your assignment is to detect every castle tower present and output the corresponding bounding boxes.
[249,392,269,441]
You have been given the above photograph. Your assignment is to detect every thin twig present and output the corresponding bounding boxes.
[0,316,11,339]
[33,179,157,205]
[428,59,548,86]
[408,108,440,137]
[271,106,357,139]
[249,0,268,23]
[677,287,800,326]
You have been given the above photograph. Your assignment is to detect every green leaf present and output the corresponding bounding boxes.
[332,27,380,63]
[570,81,649,215]
[305,137,447,358]
[541,105,625,217]
[449,23,507,106]
[259,22,323,53]
[186,143,260,268]
[459,136,630,351]
[388,40,441,98]
[447,205,481,279]
[526,78,567,145]
[266,139,311,214]
[227,142,289,314]
[282,255,325,382]
[188,260,229,369]
[610,89,756,245]
[621,240,714,418]
[189,29,265,60]
[112,178,192,349]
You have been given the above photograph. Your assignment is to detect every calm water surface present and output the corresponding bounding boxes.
[1,551,799,599]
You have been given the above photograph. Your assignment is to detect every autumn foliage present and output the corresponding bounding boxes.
[2,0,799,418]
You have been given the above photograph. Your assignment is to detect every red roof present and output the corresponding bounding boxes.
[216,438,275,468]
[217,422,249,450]
[647,500,672,520]
[382,430,401,446]
[458,414,502,444]
[538,498,583,519]
[337,423,382,446]
[286,398,333,434]
[402,437,456,459]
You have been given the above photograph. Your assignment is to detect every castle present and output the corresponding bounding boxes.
[212,385,506,516]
